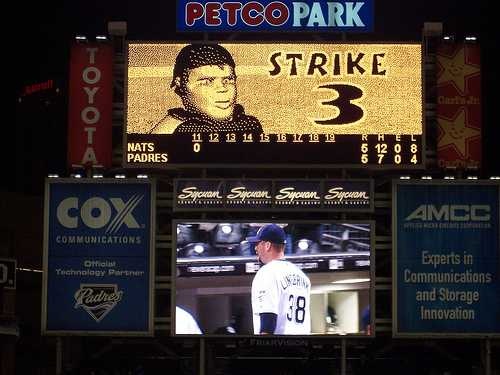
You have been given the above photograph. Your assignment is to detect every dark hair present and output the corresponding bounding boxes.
[171,44,236,95]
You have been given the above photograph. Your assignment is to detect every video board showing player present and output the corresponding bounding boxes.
[126,42,423,168]
[172,220,374,337]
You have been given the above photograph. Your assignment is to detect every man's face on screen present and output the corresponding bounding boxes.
[182,64,237,121]
[255,241,273,265]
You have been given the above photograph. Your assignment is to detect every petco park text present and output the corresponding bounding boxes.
[181,1,371,31]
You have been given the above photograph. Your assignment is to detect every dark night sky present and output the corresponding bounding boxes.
[12,0,495,190]
[15,1,487,80]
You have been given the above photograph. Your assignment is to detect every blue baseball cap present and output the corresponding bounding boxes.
[246,224,286,244]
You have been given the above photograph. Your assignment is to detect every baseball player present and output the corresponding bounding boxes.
[247,224,311,335]
[149,43,262,134]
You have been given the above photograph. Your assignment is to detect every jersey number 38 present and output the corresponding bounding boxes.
[287,295,306,323]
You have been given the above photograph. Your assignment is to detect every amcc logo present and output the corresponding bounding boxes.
[405,205,490,222]
[56,195,143,233]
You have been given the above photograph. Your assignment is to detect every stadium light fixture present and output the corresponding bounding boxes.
[221,224,233,234]
[17,267,43,273]
[297,239,310,251]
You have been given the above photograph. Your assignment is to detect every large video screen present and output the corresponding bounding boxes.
[126,42,423,168]
[173,221,374,336]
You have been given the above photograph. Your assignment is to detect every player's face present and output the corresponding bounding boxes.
[183,64,237,121]
[255,241,273,264]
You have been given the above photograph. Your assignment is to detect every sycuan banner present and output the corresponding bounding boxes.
[173,179,373,211]
[393,180,500,337]
[42,179,155,336]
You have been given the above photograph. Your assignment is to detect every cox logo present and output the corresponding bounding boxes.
[56,195,143,233]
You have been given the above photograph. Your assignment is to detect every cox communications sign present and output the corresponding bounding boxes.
[393,180,500,337]
[177,0,374,32]
[42,179,155,336]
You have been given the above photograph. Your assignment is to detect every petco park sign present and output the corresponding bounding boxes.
[176,0,373,32]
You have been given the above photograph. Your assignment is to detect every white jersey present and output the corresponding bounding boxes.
[176,306,202,334]
[251,260,311,335]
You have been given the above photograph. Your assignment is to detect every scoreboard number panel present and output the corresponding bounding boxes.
[125,42,423,168]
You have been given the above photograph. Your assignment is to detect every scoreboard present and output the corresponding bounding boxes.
[125,42,423,168]
[127,133,421,166]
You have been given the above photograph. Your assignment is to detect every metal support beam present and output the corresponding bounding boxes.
[199,338,206,375]
[341,338,346,375]
[56,337,62,375]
